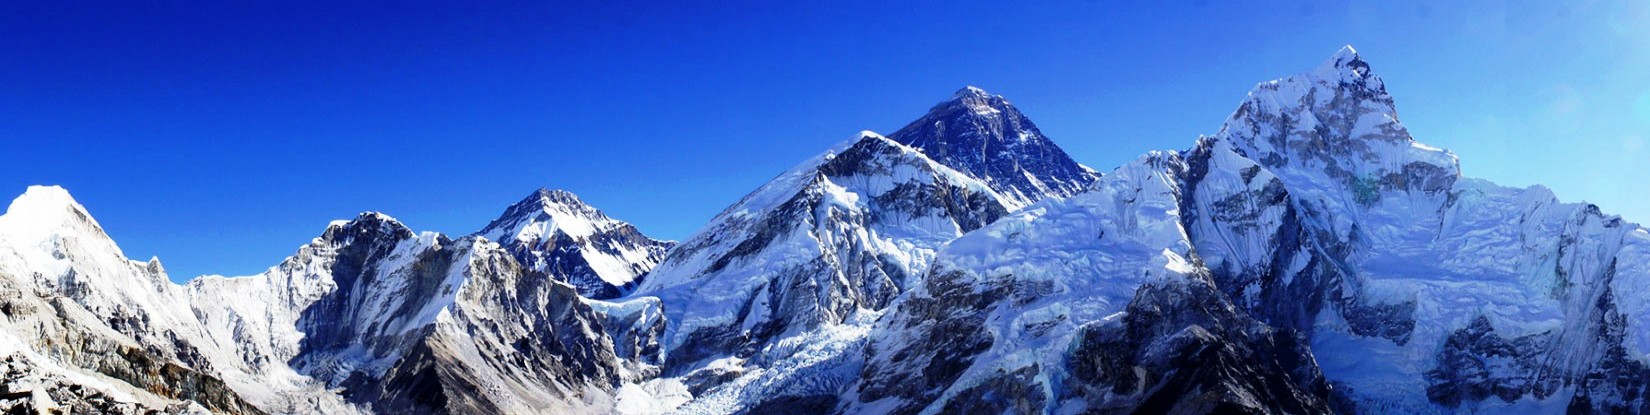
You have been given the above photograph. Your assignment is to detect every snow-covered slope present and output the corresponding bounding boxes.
[478,188,675,300]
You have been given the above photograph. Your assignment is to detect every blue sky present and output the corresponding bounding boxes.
[3,1,1647,282]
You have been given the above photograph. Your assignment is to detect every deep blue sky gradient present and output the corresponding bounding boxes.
[4,1,1648,281]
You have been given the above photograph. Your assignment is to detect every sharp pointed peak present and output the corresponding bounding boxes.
[942,85,1007,104]
[477,187,615,242]
[1311,44,1376,83]
[1331,44,1359,60]
[0,185,109,241]
[145,256,165,275]
[496,188,599,221]
[7,186,80,215]
[882,86,1096,202]
[1235,45,1389,112]
[952,85,994,99]
[5,185,86,217]
[525,187,587,207]
[912,86,1017,122]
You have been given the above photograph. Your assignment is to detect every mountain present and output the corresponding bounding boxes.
[847,151,1334,413]
[477,188,675,299]
[888,86,1100,204]
[5,45,1650,415]
[630,87,1098,413]
[0,186,323,414]
[845,46,1650,414]
[632,132,1020,413]
[186,209,668,414]
[1180,45,1650,414]
[0,186,670,414]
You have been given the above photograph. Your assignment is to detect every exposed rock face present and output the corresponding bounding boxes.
[1064,277,1331,415]
[888,86,1100,204]
[851,268,1009,413]
[0,353,213,415]
[287,213,439,386]
[1423,316,1548,407]
[0,272,263,415]
[352,245,630,414]
[478,189,675,300]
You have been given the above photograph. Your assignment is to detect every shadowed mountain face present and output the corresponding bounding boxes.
[888,86,1100,205]
[4,46,1649,415]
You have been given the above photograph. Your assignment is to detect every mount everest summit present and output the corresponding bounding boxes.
[2,46,1648,414]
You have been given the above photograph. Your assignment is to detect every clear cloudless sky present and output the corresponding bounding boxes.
[3,1,1648,282]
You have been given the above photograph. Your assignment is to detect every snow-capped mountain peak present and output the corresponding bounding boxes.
[475,188,673,299]
[952,85,990,97]
[636,99,1098,411]
[947,85,1000,115]
[0,185,111,247]
[0,185,171,299]
[1214,45,1459,224]
[322,211,416,245]
[1310,44,1376,86]
[4,185,84,220]
[887,87,1099,204]
[480,188,609,243]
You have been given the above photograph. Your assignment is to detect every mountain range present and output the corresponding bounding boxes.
[1,46,1646,414]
